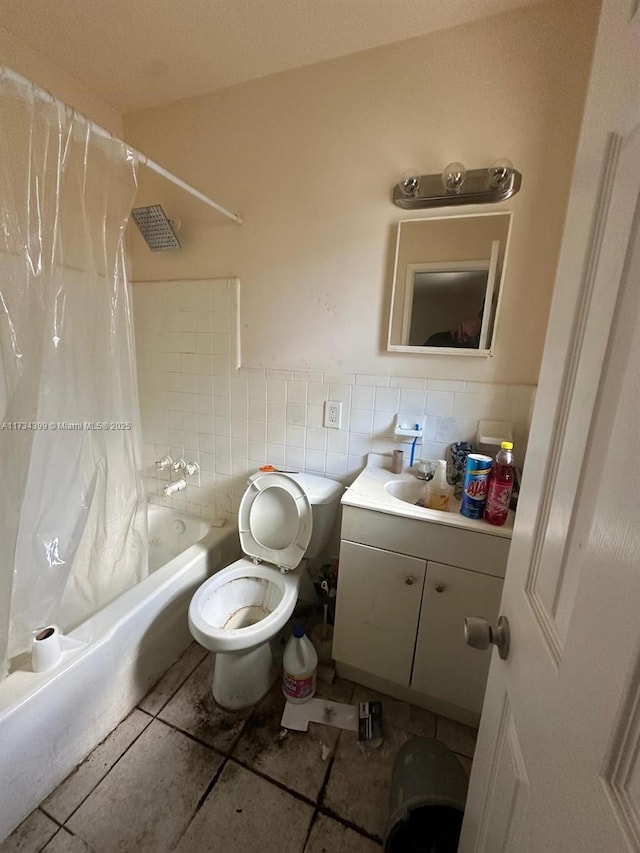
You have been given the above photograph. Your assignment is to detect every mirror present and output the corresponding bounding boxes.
[387,213,512,355]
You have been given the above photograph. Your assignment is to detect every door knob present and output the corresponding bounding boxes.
[465,615,510,660]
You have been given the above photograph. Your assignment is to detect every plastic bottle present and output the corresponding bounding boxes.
[484,441,515,526]
[282,626,318,704]
[428,459,451,512]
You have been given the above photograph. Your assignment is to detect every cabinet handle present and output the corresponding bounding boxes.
[404,576,415,585]
[434,583,446,593]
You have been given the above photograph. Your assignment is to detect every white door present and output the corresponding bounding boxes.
[459,1,640,850]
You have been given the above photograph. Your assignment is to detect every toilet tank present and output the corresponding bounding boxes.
[284,473,344,558]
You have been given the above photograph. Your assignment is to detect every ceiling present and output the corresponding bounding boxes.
[2,0,545,114]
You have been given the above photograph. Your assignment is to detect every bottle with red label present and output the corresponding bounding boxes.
[282,626,317,703]
[484,441,515,526]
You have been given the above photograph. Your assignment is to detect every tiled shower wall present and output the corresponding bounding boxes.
[132,279,535,521]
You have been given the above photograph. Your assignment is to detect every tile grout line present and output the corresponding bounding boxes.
[316,803,383,846]
[136,646,207,718]
[171,756,231,853]
[195,756,229,813]
[227,755,317,809]
[34,812,62,853]
[301,743,337,851]
[39,708,156,832]
[149,714,230,759]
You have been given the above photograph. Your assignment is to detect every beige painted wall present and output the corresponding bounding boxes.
[0,26,122,135]
[125,0,597,385]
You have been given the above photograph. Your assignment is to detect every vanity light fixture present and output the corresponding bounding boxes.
[442,161,467,194]
[398,168,422,198]
[393,158,521,209]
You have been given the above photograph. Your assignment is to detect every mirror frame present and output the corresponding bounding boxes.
[387,212,513,357]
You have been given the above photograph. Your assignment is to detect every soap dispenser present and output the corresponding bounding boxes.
[428,460,451,512]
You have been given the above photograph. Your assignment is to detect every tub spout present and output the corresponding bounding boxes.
[163,478,187,497]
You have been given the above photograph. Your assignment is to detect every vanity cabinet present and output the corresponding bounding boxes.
[332,504,510,723]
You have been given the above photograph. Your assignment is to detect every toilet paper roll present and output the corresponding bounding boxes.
[32,625,63,672]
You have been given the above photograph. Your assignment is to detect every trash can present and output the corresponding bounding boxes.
[384,737,469,853]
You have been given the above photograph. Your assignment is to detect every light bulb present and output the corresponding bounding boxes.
[442,162,466,194]
[399,169,421,197]
[488,158,514,188]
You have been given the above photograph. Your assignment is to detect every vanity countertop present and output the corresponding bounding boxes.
[342,463,514,539]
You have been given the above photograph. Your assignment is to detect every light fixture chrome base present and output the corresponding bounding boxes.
[393,168,522,210]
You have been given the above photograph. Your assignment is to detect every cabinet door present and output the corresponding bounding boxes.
[411,562,503,715]
[333,540,426,686]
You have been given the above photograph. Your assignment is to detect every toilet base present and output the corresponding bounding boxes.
[211,641,278,710]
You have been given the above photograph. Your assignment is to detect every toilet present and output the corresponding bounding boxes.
[188,471,343,710]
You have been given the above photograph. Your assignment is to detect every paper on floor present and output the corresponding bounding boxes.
[281,698,359,732]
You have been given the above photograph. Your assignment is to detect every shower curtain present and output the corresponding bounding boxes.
[0,69,148,678]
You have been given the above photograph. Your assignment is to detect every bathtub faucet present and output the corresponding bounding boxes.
[163,478,187,497]
[170,458,200,476]
[156,455,173,470]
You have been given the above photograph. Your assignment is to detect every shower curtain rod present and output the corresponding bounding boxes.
[2,66,244,225]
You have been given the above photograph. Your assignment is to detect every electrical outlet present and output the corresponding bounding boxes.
[324,400,342,429]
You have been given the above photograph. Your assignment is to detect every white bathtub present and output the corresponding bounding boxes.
[0,505,240,841]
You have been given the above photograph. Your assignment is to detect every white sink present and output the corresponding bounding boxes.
[340,455,514,538]
[384,480,427,506]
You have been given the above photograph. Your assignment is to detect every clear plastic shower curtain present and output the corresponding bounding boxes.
[0,70,148,677]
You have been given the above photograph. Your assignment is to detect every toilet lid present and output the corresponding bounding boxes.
[238,473,312,570]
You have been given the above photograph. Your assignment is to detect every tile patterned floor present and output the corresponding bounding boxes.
[1,643,477,853]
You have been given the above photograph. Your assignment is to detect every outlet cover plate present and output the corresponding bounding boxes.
[324,400,342,429]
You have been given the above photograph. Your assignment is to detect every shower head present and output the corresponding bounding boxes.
[131,205,181,251]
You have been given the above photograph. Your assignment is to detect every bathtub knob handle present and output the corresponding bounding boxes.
[171,458,186,471]
[156,455,173,470]
[184,461,200,476]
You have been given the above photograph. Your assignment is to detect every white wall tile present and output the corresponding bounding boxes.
[286,446,305,469]
[374,387,400,413]
[373,411,395,435]
[350,408,373,434]
[328,384,353,405]
[294,370,323,383]
[286,425,305,448]
[267,421,286,445]
[325,452,348,476]
[266,401,286,423]
[327,428,349,454]
[286,403,306,426]
[134,278,535,520]
[266,369,294,380]
[306,427,327,451]
[265,443,286,466]
[390,376,427,389]
[352,385,374,409]
[427,378,466,392]
[305,448,326,472]
[287,381,307,404]
[400,389,427,413]
[324,372,355,385]
[267,378,286,402]
[356,374,390,387]
[307,404,325,429]
[426,390,454,417]
[453,391,511,420]
[307,382,329,405]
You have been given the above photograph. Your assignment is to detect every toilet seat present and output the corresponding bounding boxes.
[238,473,312,571]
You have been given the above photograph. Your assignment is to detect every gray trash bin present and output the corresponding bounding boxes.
[384,737,469,853]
